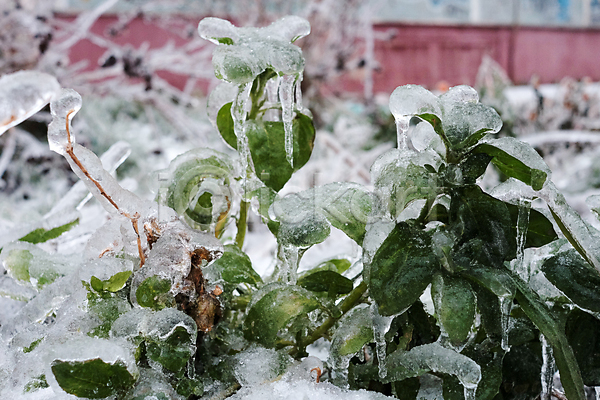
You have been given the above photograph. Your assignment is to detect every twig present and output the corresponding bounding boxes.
[64,110,146,267]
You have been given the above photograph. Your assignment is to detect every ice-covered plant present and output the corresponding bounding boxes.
[2,14,600,400]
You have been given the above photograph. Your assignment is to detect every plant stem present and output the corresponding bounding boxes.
[295,281,368,352]
[235,200,250,249]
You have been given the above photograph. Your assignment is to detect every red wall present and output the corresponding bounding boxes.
[59,15,600,95]
[369,23,600,91]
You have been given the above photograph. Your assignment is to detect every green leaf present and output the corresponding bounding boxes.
[317,258,352,274]
[23,338,43,354]
[330,305,374,357]
[459,152,492,184]
[19,218,79,244]
[51,358,136,398]
[243,284,320,347]
[272,182,373,245]
[135,276,174,310]
[216,102,237,149]
[246,112,315,192]
[506,204,558,248]
[209,244,262,286]
[370,222,439,316]
[473,137,550,190]
[298,270,353,297]
[460,263,515,299]
[511,273,586,400]
[4,249,32,282]
[565,309,600,386]
[541,249,600,313]
[431,274,476,345]
[24,374,49,393]
[450,185,516,267]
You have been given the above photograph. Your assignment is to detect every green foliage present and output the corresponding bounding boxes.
[19,218,79,244]
[7,15,600,400]
[51,358,136,398]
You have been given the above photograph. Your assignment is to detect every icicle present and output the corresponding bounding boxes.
[329,354,352,389]
[515,196,532,281]
[540,333,555,400]
[232,82,252,174]
[464,385,478,400]
[294,72,305,113]
[279,74,296,167]
[595,386,600,400]
[265,76,280,121]
[395,115,410,151]
[370,303,395,379]
[275,243,299,284]
[499,294,513,352]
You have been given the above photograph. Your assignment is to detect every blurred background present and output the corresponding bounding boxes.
[2,0,600,230]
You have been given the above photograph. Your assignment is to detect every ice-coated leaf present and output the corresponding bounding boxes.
[146,325,194,373]
[382,343,481,392]
[160,148,236,232]
[246,113,315,191]
[272,182,373,245]
[473,137,550,190]
[18,218,79,244]
[199,16,309,83]
[51,358,136,398]
[0,71,60,136]
[459,263,515,299]
[511,273,586,400]
[389,84,441,119]
[216,101,238,149]
[208,244,262,286]
[197,17,239,45]
[431,274,476,345]
[243,284,320,347]
[330,304,374,357]
[565,309,600,386]
[297,270,353,297]
[276,212,330,247]
[370,149,440,219]
[143,308,197,373]
[135,275,175,311]
[541,248,600,313]
[369,222,439,316]
[87,296,132,339]
[441,103,502,150]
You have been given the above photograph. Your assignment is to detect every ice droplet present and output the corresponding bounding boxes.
[540,333,555,400]
[47,89,82,155]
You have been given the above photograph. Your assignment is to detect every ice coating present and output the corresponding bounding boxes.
[198,16,309,84]
[439,85,479,106]
[199,16,310,173]
[499,295,513,352]
[515,194,533,282]
[385,343,481,395]
[540,181,600,273]
[389,85,440,119]
[0,70,61,136]
[234,346,292,386]
[47,88,82,155]
[329,304,373,387]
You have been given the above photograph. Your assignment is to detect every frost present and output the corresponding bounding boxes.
[0,71,60,136]
[234,346,292,386]
[229,379,394,400]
